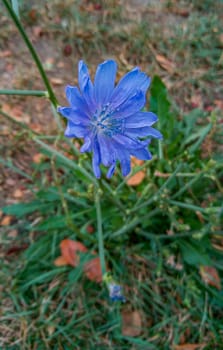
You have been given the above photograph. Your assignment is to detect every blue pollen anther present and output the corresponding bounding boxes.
[90,105,123,136]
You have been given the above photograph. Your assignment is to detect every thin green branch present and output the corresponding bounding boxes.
[95,188,106,276]
[2,0,58,107]
[129,164,182,214]
[0,89,48,97]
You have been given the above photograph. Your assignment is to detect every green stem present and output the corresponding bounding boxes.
[2,0,58,107]
[0,89,48,97]
[129,164,182,214]
[95,188,106,276]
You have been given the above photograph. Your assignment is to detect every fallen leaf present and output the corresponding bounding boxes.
[12,189,23,199]
[0,50,12,58]
[51,77,63,85]
[200,265,221,290]
[127,158,145,186]
[60,239,88,267]
[155,54,175,73]
[1,215,13,226]
[122,310,142,336]
[54,255,68,267]
[32,153,44,164]
[84,257,102,283]
[30,123,43,133]
[174,344,206,350]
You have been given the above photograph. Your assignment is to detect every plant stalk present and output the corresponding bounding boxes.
[95,188,106,276]
[0,89,48,97]
[2,0,58,107]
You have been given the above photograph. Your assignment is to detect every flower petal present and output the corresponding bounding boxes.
[111,68,150,108]
[106,162,116,178]
[92,137,101,178]
[130,147,152,160]
[78,60,96,112]
[65,85,90,115]
[94,60,117,106]
[65,121,89,138]
[111,141,131,176]
[113,134,145,150]
[80,136,92,153]
[125,112,158,128]
[112,90,146,120]
[125,126,162,139]
[58,106,89,124]
[97,134,113,166]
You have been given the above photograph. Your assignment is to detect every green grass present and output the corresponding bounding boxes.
[1,0,223,349]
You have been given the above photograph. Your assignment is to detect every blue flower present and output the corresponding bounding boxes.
[108,282,126,302]
[58,60,162,178]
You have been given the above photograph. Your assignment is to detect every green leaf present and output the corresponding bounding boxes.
[180,240,211,266]
[150,75,173,139]
[2,201,50,217]
[36,215,67,231]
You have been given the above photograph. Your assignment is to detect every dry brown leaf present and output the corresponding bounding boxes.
[122,310,142,337]
[84,257,102,283]
[200,265,221,290]
[174,344,206,350]
[59,239,88,267]
[51,78,63,85]
[54,255,68,267]
[127,158,145,186]
[12,189,23,199]
[155,54,175,73]
[32,153,44,164]
[0,50,12,58]
[1,215,13,226]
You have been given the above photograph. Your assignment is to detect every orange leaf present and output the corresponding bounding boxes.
[127,158,145,186]
[200,265,221,290]
[84,257,102,283]
[122,310,142,337]
[60,239,88,267]
[1,215,13,226]
[155,54,175,73]
[54,256,68,267]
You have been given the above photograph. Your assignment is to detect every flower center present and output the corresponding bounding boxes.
[91,104,123,137]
